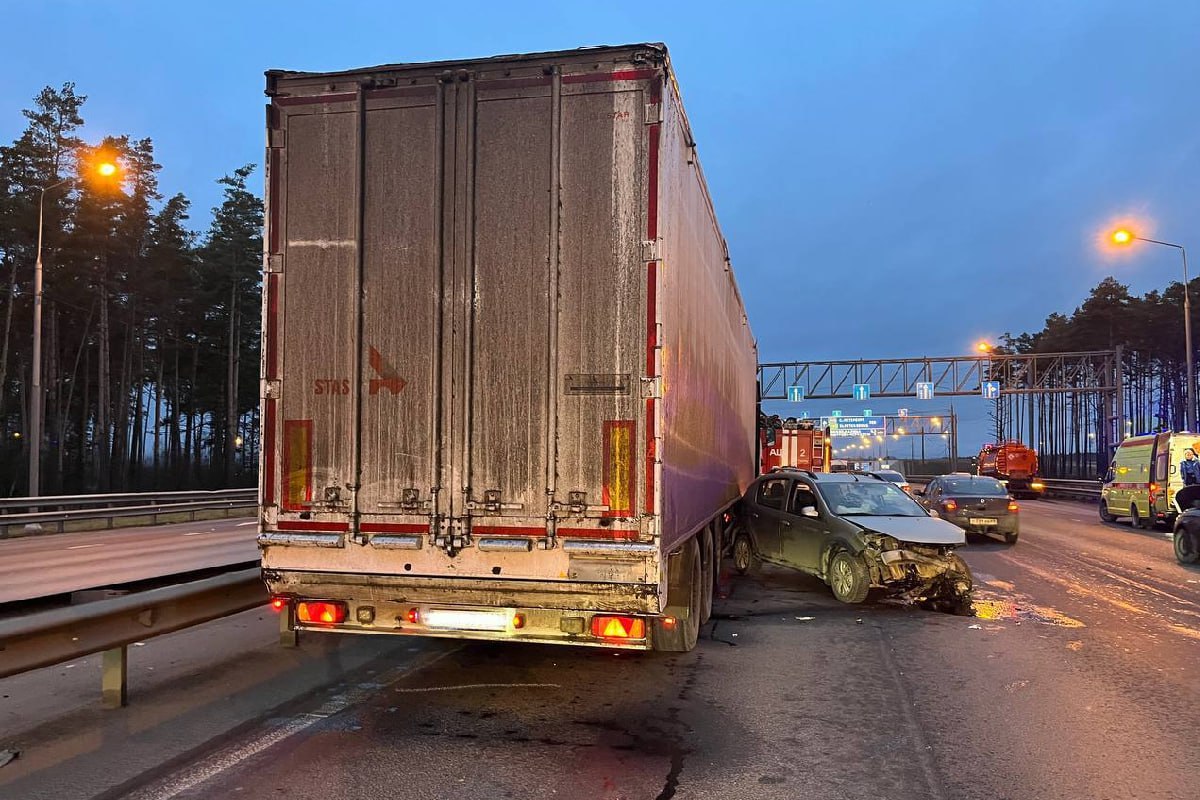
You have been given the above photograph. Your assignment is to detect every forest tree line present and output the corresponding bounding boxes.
[992,274,1197,477]
[0,84,262,496]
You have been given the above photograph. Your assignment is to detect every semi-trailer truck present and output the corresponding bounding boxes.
[257,44,757,652]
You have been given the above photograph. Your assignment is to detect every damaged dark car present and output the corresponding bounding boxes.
[733,470,973,614]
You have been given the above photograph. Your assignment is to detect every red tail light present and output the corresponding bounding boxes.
[943,500,958,512]
[1008,501,1019,512]
[591,615,646,639]
[270,596,287,612]
[296,601,347,624]
[405,607,420,624]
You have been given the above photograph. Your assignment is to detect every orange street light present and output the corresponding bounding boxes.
[975,340,993,353]
[29,150,123,501]
[1107,225,1193,430]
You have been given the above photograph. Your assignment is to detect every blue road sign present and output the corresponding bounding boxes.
[853,383,871,401]
[982,380,1000,400]
[787,385,805,402]
[915,382,935,400]
[822,416,886,438]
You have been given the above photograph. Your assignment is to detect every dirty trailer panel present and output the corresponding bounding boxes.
[259,44,757,650]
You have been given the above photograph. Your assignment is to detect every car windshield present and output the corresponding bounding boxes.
[942,477,1008,496]
[875,471,906,483]
[816,481,927,517]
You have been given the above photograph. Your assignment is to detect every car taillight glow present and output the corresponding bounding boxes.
[296,601,347,624]
[270,596,287,612]
[591,615,646,639]
[405,607,420,624]
[943,500,958,512]
[1008,501,1020,512]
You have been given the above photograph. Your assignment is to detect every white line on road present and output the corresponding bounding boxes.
[121,646,460,800]
[237,521,258,527]
[393,682,561,694]
[181,531,208,536]
[66,544,100,550]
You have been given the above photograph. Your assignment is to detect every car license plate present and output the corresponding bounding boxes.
[969,517,999,526]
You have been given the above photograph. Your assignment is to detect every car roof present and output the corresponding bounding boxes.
[761,469,885,483]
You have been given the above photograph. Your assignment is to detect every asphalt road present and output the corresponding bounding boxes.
[0,518,258,604]
[2,499,1197,800]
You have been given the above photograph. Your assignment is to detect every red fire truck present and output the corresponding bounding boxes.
[760,415,832,474]
[977,441,1045,498]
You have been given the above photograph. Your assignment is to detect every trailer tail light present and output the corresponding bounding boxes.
[1008,501,1020,513]
[942,500,958,512]
[296,601,347,624]
[270,597,287,612]
[405,608,420,624]
[512,613,526,630]
[591,616,646,640]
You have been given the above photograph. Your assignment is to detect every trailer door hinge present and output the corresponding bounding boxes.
[269,129,287,149]
[641,376,662,399]
[645,103,662,125]
[641,240,659,262]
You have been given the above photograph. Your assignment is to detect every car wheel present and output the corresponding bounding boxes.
[732,533,754,575]
[1099,499,1117,523]
[1176,527,1200,564]
[1130,505,1144,529]
[828,550,870,604]
[1004,530,1019,545]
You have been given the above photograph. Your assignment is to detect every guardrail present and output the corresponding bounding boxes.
[0,568,268,707]
[0,489,257,538]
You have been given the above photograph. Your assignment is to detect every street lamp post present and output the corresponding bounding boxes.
[29,177,73,498]
[1112,229,1194,432]
[28,155,120,499]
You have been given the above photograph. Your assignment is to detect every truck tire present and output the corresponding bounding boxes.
[1099,498,1117,523]
[653,538,702,653]
[699,525,714,624]
[828,550,870,604]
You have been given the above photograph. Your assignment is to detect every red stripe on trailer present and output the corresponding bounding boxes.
[647,123,661,239]
[268,148,281,255]
[645,398,656,516]
[265,273,279,380]
[282,419,313,512]
[275,93,357,106]
[472,525,546,536]
[649,76,662,105]
[645,261,658,376]
[562,69,655,85]
[276,520,350,532]
[556,527,640,541]
[361,522,429,534]
[263,398,277,506]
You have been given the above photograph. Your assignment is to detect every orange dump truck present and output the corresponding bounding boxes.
[977,441,1044,498]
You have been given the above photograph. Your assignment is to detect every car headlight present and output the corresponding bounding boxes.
[867,533,901,551]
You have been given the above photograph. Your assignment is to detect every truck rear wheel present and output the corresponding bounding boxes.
[653,538,701,653]
[699,525,714,624]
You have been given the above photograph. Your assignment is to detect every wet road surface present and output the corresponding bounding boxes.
[2,498,1197,799]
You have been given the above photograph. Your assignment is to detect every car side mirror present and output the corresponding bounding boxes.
[801,506,819,518]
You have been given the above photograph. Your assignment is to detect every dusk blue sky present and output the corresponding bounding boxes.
[4,1,1198,455]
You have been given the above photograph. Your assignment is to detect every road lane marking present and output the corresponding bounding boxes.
[67,544,100,550]
[237,521,257,527]
[995,553,1149,616]
[182,531,208,536]
[393,682,561,694]
[121,645,461,800]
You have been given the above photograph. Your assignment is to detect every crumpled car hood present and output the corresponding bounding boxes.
[854,516,966,545]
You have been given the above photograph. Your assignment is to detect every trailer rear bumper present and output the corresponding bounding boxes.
[264,569,663,650]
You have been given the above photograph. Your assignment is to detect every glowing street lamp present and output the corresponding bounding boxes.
[29,154,123,499]
[975,340,994,353]
[1110,226,1194,431]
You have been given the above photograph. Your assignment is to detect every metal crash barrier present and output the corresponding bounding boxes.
[0,488,257,537]
[0,568,266,707]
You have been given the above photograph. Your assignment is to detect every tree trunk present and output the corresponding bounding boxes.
[0,256,19,422]
[97,276,111,491]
